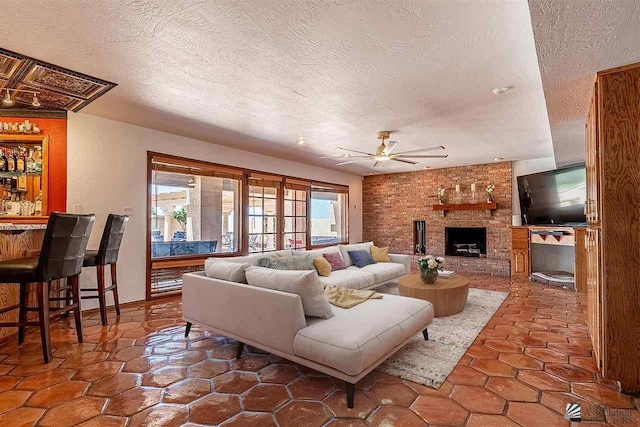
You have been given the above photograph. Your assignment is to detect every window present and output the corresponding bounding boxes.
[151,170,240,258]
[283,188,307,250]
[149,154,241,298]
[310,190,347,246]
[249,185,278,253]
[147,152,349,299]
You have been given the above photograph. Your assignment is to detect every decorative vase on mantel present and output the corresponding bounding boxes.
[420,268,439,284]
[485,184,495,204]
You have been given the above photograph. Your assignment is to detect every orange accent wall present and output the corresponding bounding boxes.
[3,117,67,213]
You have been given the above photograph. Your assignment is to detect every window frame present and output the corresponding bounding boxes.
[283,186,309,250]
[308,187,349,248]
[248,182,280,254]
[146,151,349,300]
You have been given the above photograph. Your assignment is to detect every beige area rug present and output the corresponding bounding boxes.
[376,283,508,389]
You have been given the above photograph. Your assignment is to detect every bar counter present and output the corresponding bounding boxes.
[0,223,48,342]
[0,223,48,231]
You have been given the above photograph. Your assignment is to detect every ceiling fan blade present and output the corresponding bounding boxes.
[391,158,418,165]
[373,161,380,168]
[395,145,446,155]
[321,155,369,159]
[382,141,398,155]
[395,154,449,159]
[337,147,373,156]
[336,160,371,166]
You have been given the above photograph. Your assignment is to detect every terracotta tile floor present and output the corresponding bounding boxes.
[0,275,638,426]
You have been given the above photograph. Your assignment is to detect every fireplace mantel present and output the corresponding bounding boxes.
[433,202,498,216]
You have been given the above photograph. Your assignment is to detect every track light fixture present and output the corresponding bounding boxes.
[2,90,13,107]
[0,88,42,108]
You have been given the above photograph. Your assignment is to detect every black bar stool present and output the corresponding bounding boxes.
[0,213,95,362]
[81,214,129,326]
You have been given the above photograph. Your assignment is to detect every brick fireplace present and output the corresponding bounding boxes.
[363,162,512,275]
[445,227,487,257]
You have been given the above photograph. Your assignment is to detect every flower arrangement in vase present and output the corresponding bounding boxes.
[485,184,495,203]
[437,185,446,204]
[417,255,444,284]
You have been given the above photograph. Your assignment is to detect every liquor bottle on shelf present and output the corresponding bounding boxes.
[34,190,42,216]
[17,175,27,191]
[34,147,43,173]
[7,149,15,172]
[0,148,7,172]
[10,176,17,195]
[27,149,35,173]
[16,147,26,172]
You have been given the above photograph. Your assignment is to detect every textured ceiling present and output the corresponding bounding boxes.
[0,0,554,175]
[529,0,640,167]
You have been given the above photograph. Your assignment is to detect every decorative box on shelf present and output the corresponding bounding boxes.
[433,202,498,216]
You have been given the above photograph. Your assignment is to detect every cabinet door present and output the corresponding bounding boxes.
[586,228,601,366]
[585,84,600,224]
[511,249,529,276]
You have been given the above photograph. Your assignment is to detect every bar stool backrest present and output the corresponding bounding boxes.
[37,213,96,282]
[96,214,129,265]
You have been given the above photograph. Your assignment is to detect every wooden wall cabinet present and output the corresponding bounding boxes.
[510,225,586,292]
[510,227,530,276]
[585,63,640,394]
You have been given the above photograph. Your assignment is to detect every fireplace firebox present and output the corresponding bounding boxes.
[445,227,487,257]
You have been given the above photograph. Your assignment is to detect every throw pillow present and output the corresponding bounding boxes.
[313,257,332,277]
[257,255,315,270]
[204,259,250,283]
[245,266,334,319]
[323,252,347,270]
[339,242,374,266]
[371,245,391,262]
[348,250,376,268]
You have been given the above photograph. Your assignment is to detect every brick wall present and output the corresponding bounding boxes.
[363,162,512,276]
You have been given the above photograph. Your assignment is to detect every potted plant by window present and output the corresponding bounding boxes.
[417,255,444,284]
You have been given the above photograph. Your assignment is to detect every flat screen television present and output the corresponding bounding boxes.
[517,165,587,225]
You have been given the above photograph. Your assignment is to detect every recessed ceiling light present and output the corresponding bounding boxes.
[423,166,430,169]
[343,154,350,158]
[492,87,510,95]
[494,157,504,161]
[295,139,306,145]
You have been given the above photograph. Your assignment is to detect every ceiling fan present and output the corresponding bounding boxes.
[323,131,448,167]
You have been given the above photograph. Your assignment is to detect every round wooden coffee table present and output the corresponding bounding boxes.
[398,273,470,317]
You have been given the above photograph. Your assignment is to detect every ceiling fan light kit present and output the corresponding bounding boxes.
[328,131,449,168]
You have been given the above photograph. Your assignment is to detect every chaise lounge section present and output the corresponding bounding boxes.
[182,242,434,407]
[182,271,433,407]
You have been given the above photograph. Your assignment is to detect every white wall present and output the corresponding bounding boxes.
[511,157,557,220]
[67,113,363,308]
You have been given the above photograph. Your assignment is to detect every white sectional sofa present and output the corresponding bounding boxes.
[215,242,411,290]
[182,242,434,408]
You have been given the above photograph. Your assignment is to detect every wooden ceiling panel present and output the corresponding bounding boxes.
[0,52,22,79]
[15,83,83,110]
[0,47,116,113]
[22,64,110,99]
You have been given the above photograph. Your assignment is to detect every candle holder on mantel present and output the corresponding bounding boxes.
[455,184,462,204]
[470,183,477,204]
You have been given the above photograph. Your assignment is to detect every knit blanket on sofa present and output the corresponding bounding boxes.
[324,286,382,309]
